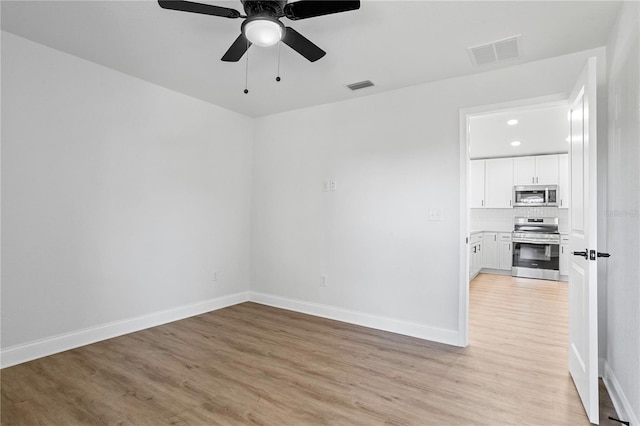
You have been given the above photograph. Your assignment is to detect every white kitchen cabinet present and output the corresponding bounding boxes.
[470,160,485,208]
[469,233,483,279]
[535,155,559,184]
[560,234,570,278]
[474,240,482,276]
[482,232,499,269]
[498,233,513,271]
[513,155,559,185]
[558,153,569,209]
[513,157,536,185]
[485,158,513,208]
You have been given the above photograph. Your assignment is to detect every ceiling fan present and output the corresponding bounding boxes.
[158,0,361,62]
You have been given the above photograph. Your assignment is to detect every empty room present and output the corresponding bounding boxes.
[1,1,639,425]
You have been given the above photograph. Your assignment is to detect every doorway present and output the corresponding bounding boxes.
[465,99,572,341]
[457,93,570,347]
[460,58,606,424]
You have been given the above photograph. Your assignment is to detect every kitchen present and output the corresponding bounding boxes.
[467,102,570,282]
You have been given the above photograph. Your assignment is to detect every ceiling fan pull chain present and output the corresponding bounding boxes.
[244,39,249,94]
[276,41,281,82]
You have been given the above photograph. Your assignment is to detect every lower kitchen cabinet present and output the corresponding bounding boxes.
[498,233,513,270]
[469,233,483,279]
[482,232,511,272]
[560,234,569,279]
[470,232,512,279]
[482,232,499,269]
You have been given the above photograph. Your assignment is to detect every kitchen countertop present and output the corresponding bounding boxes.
[470,229,512,235]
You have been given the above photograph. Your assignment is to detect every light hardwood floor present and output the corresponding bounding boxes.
[2,274,618,425]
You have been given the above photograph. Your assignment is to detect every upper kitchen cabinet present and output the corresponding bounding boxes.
[485,158,513,208]
[534,155,560,184]
[558,153,569,209]
[513,154,559,185]
[470,160,485,208]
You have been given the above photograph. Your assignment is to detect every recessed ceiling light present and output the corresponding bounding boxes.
[511,140,521,146]
[507,119,518,126]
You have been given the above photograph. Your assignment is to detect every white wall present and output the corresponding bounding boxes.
[605,1,640,424]
[250,46,606,343]
[1,24,618,371]
[1,33,254,351]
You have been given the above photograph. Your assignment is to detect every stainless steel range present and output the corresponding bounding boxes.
[511,217,560,281]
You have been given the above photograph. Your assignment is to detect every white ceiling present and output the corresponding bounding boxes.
[1,0,621,117]
[469,103,569,159]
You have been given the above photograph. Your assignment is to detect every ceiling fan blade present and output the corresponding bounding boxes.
[284,1,360,21]
[221,34,251,62]
[282,27,325,62]
[158,1,241,19]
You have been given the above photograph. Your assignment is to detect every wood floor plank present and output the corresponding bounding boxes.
[1,274,620,425]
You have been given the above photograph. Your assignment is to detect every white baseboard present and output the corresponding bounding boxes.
[2,290,462,369]
[604,360,639,426]
[1,291,250,369]
[249,291,462,347]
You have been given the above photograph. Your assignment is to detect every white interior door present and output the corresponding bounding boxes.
[568,57,599,424]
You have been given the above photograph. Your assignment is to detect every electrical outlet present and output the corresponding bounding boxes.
[428,208,443,221]
[329,179,337,191]
[320,274,327,287]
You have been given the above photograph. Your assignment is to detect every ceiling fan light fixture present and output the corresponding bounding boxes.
[244,18,283,47]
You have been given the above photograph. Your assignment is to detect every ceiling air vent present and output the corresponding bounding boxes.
[347,80,374,91]
[468,35,521,66]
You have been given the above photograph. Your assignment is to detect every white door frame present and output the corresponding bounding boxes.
[458,93,568,347]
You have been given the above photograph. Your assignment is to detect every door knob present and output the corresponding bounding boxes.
[572,249,588,259]
[590,249,612,260]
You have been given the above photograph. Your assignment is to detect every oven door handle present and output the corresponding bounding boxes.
[513,238,560,245]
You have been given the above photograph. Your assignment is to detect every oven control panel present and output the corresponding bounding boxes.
[512,232,560,244]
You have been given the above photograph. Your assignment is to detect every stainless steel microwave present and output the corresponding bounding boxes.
[513,185,559,207]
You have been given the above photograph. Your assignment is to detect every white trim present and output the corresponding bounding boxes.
[462,94,569,120]
[249,291,461,347]
[0,291,250,369]
[604,360,639,426]
[2,290,465,369]
[458,108,470,347]
[458,93,569,352]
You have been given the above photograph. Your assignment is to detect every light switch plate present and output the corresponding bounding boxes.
[322,181,329,192]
